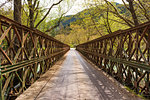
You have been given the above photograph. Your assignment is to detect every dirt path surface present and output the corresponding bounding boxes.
[16,49,142,100]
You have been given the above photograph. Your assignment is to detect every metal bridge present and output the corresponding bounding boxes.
[0,15,150,100]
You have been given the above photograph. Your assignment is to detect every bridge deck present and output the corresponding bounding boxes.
[16,49,141,100]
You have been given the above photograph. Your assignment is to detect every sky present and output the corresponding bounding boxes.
[0,0,124,15]
[66,0,125,15]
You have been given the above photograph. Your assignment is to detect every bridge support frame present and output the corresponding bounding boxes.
[0,15,69,99]
[77,21,150,98]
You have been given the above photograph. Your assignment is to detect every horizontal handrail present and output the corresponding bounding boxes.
[0,15,70,100]
[0,15,68,45]
[79,21,150,45]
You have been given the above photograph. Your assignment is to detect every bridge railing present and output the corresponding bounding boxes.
[76,21,150,97]
[0,15,69,100]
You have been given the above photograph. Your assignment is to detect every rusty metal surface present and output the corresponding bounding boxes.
[16,49,141,100]
[16,51,68,100]
[76,21,150,98]
[0,15,69,100]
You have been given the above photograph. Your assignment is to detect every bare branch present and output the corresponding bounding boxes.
[45,12,66,32]
[35,0,63,28]
[107,18,129,26]
[103,0,134,27]
[0,0,12,8]
[136,0,150,20]
[122,0,130,10]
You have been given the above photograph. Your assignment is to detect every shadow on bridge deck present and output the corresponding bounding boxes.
[16,49,141,100]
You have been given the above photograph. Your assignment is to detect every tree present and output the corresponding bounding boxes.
[25,0,64,28]
[85,0,150,31]
[14,0,21,23]
[0,0,12,8]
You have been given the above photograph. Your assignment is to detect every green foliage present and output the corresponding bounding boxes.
[54,2,130,46]
[1,0,150,48]
[0,8,13,19]
[54,0,150,47]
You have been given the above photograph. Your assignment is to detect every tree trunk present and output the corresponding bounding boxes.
[13,0,22,98]
[28,0,34,28]
[14,0,21,24]
[127,0,139,26]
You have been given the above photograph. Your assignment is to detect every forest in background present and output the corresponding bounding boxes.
[0,0,150,47]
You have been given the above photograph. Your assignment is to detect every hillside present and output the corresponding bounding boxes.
[59,2,128,28]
